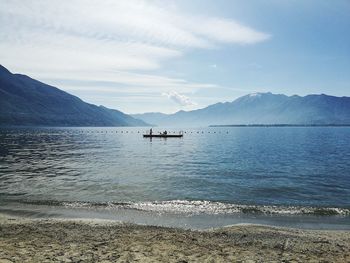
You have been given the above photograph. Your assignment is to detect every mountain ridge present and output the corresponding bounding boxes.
[133,92,350,127]
[2,65,349,128]
[0,65,149,127]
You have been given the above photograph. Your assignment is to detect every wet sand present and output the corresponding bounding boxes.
[0,214,349,262]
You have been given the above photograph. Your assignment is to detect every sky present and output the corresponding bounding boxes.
[0,0,349,114]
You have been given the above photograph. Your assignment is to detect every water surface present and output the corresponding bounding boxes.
[0,127,349,229]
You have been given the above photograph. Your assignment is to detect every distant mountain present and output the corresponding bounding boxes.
[133,92,350,127]
[0,65,149,127]
[131,112,171,126]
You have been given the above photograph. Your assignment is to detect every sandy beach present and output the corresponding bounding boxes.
[0,214,349,262]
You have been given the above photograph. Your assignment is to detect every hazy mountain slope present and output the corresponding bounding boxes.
[131,112,170,126]
[134,92,350,127]
[0,65,149,127]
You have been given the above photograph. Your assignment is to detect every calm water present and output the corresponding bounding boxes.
[1,127,350,229]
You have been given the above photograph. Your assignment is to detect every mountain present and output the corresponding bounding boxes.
[131,112,171,126]
[0,65,149,127]
[133,92,350,127]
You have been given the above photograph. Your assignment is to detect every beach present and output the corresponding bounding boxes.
[0,214,349,262]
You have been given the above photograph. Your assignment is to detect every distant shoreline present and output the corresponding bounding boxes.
[1,124,350,128]
[210,124,350,127]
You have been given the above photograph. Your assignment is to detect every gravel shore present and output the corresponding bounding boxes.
[0,215,349,262]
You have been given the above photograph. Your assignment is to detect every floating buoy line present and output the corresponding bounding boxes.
[1,129,230,135]
[58,130,229,134]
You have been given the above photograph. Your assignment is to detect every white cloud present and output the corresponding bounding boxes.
[162,91,197,107]
[191,18,271,44]
[28,69,218,95]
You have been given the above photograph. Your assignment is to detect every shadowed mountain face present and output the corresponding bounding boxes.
[0,65,149,127]
[133,92,350,127]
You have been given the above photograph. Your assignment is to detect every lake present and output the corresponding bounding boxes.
[0,127,350,229]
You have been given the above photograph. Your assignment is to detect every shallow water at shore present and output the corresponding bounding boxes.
[1,199,350,230]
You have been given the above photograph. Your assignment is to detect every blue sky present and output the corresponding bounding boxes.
[1,0,349,113]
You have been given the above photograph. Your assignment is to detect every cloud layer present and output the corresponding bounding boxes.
[0,0,270,113]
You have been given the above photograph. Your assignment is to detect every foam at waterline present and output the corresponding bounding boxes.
[58,200,350,216]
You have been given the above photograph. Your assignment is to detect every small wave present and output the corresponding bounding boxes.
[120,200,350,216]
[13,199,350,216]
[64,200,350,216]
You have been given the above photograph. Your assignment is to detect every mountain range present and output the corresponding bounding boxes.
[1,65,349,127]
[133,92,350,127]
[0,65,148,127]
